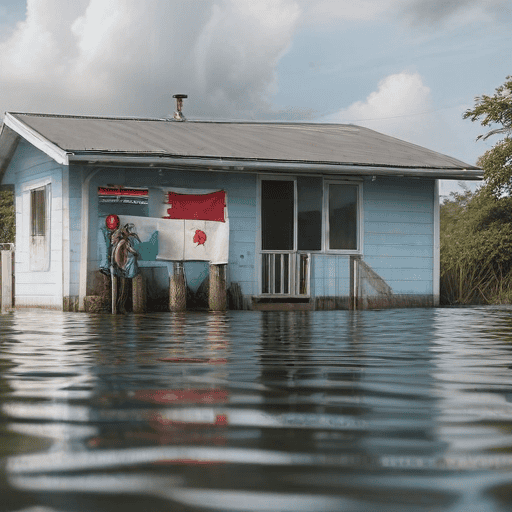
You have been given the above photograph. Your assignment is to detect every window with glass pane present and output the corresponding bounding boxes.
[297,177,322,251]
[328,184,358,250]
[31,186,46,236]
[261,180,294,251]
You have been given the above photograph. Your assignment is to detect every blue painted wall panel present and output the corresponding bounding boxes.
[362,177,434,296]
[387,280,433,294]
[5,141,438,308]
[4,140,65,307]
[364,244,434,258]
[365,256,433,270]
[311,254,351,297]
[365,233,432,246]
[86,168,258,299]
[365,210,432,224]
[365,222,433,235]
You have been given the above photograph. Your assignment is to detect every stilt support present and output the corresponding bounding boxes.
[132,273,146,314]
[1,250,14,313]
[209,264,227,311]
[111,274,118,315]
[170,261,187,312]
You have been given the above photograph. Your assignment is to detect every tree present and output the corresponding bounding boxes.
[463,76,512,197]
[0,189,15,244]
[440,188,512,304]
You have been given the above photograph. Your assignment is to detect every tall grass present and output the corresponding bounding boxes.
[440,189,512,305]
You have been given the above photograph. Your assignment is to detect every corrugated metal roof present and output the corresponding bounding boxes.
[1,112,481,178]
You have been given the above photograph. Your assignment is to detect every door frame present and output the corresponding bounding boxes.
[257,175,299,295]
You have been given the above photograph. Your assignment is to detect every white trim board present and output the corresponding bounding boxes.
[4,113,70,166]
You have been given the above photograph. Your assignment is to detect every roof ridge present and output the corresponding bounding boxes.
[8,112,169,122]
[8,112,363,128]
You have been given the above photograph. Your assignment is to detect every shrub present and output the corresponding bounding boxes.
[0,189,15,244]
[440,188,512,304]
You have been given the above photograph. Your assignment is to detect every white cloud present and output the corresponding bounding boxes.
[0,0,301,119]
[322,71,487,167]
[193,0,301,117]
[299,0,396,24]
[324,71,486,198]
[400,0,511,26]
[323,72,433,141]
[298,0,511,29]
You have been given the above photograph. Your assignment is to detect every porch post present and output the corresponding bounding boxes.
[132,273,146,314]
[349,255,359,310]
[209,263,227,311]
[169,261,186,312]
[111,275,118,315]
[1,250,14,312]
[79,168,101,312]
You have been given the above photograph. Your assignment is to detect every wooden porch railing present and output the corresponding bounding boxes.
[261,252,310,296]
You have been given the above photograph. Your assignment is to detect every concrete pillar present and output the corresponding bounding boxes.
[132,273,146,314]
[169,261,186,312]
[1,250,14,313]
[209,264,227,311]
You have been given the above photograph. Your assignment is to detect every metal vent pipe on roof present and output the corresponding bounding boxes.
[173,94,187,121]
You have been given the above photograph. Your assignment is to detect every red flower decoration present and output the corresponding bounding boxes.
[193,229,207,245]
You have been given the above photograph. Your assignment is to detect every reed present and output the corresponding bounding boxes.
[440,188,512,305]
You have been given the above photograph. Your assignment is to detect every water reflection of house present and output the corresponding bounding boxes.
[0,109,482,311]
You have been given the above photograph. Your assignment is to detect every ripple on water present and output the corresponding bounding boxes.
[2,307,512,511]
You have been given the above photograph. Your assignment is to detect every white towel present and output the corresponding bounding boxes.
[119,215,229,264]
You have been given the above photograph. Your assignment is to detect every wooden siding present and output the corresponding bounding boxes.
[311,254,351,297]
[306,176,435,301]
[3,147,435,309]
[86,168,258,298]
[67,169,82,298]
[3,140,64,308]
[363,177,434,295]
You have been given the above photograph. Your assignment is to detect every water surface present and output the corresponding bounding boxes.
[2,307,512,511]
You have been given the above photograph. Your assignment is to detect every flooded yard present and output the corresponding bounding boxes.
[2,307,512,511]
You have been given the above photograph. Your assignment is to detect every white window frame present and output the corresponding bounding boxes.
[24,179,51,272]
[258,175,297,254]
[323,179,363,255]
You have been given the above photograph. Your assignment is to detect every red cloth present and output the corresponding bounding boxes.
[164,191,226,222]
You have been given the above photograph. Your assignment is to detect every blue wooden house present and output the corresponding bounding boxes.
[0,111,482,311]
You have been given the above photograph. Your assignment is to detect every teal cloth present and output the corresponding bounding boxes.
[132,231,158,261]
[99,227,158,278]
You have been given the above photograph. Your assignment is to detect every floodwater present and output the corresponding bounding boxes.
[2,308,512,511]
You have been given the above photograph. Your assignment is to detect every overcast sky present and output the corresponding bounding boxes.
[1,0,510,197]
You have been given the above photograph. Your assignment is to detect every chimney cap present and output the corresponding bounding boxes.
[172,94,187,121]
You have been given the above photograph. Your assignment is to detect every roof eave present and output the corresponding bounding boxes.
[68,153,483,180]
[0,123,21,184]
[3,112,70,166]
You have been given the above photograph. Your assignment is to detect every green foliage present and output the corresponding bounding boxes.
[440,189,512,304]
[463,75,512,141]
[477,138,512,198]
[0,189,15,244]
[443,76,512,304]
[464,76,512,197]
